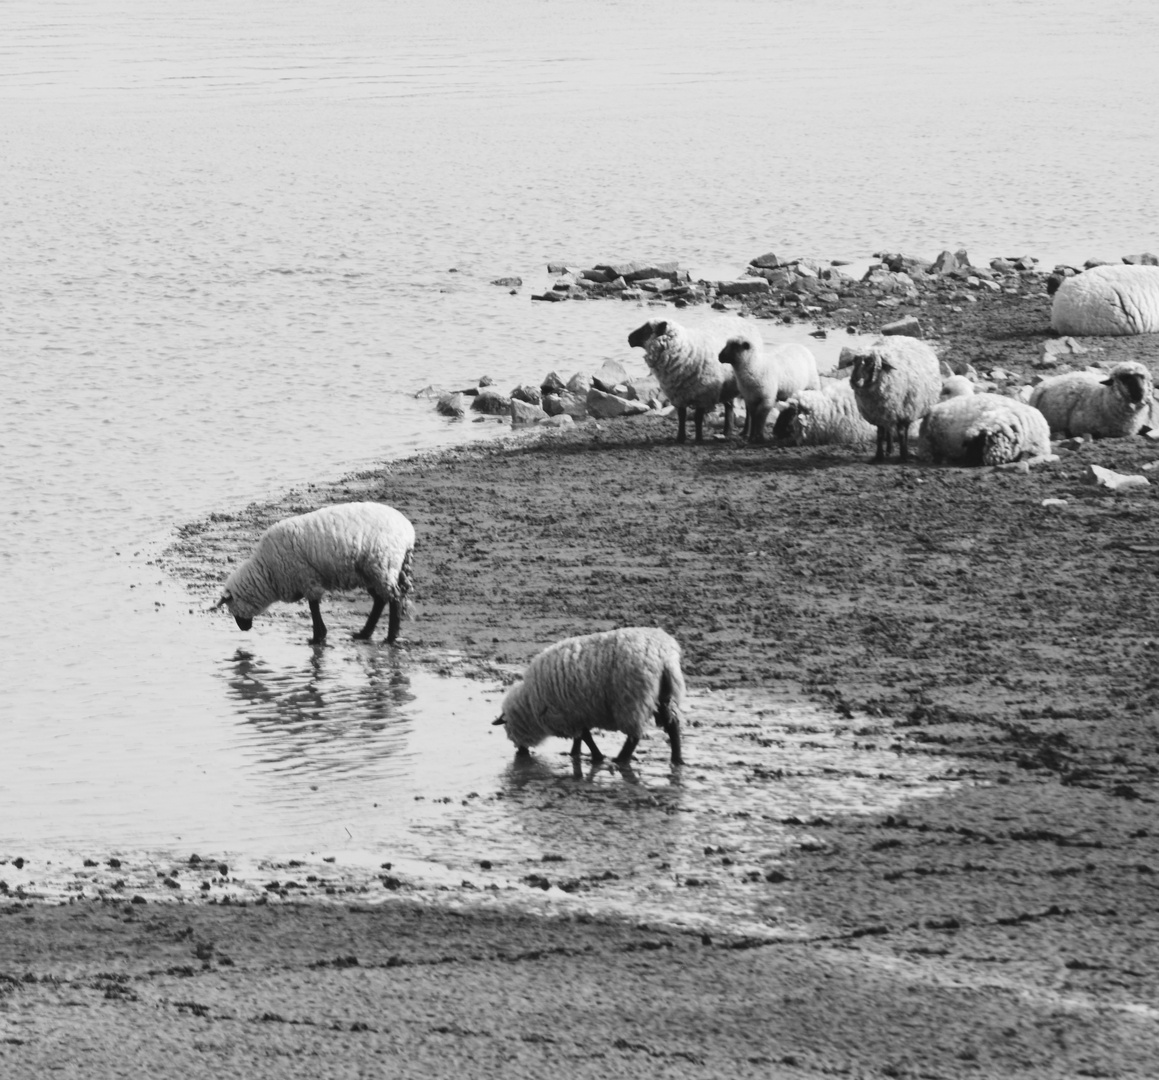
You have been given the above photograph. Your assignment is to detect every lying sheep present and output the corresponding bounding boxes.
[1028,361,1154,438]
[839,336,942,462]
[627,316,750,442]
[772,378,876,446]
[216,502,416,644]
[1051,264,1159,335]
[494,627,686,765]
[920,393,1053,465]
[717,331,820,443]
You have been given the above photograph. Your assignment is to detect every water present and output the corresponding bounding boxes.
[2,0,1156,930]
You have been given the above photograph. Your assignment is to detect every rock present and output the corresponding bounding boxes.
[541,371,567,395]
[989,367,1013,382]
[750,252,784,269]
[531,291,566,302]
[471,388,511,415]
[593,261,681,283]
[1043,336,1089,356]
[1124,253,1159,266]
[511,384,543,407]
[713,278,771,297]
[490,276,522,287]
[1011,256,1038,271]
[510,399,548,425]
[994,460,1031,474]
[436,392,467,418]
[1041,498,1068,508]
[580,267,615,283]
[1085,464,1150,491]
[546,262,572,275]
[586,388,650,419]
[555,390,588,419]
[539,413,574,428]
[931,249,971,275]
[881,316,922,337]
[413,385,446,399]
[990,258,1015,273]
[566,372,592,396]
[747,267,797,288]
[1057,437,1085,452]
[478,375,495,388]
[592,358,629,392]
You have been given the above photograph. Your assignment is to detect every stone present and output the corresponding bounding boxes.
[931,249,971,275]
[531,291,566,302]
[1011,256,1038,271]
[1124,253,1159,266]
[585,388,650,419]
[566,372,592,396]
[714,278,771,296]
[471,388,511,415]
[510,399,548,425]
[580,267,615,283]
[490,276,522,287]
[1085,464,1150,491]
[990,258,1015,273]
[436,392,467,418]
[540,371,567,395]
[539,413,574,428]
[989,367,1012,382]
[413,385,445,399]
[1058,437,1085,452]
[546,262,572,275]
[750,252,784,269]
[1041,498,1068,508]
[994,460,1030,474]
[556,390,588,419]
[881,316,922,337]
[478,375,494,387]
[592,358,628,392]
[593,261,681,283]
[511,384,543,406]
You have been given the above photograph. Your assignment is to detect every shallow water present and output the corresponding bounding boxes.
[3,0,1157,931]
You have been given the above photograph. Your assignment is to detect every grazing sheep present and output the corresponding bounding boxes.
[627,316,750,442]
[717,332,820,443]
[772,378,876,446]
[1028,361,1154,438]
[494,627,686,765]
[839,336,942,462]
[216,502,416,644]
[920,393,1053,465]
[1051,264,1159,335]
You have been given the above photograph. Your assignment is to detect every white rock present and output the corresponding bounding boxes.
[1085,464,1151,490]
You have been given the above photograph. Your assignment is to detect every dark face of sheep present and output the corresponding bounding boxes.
[718,337,752,367]
[771,401,799,442]
[216,589,253,631]
[491,713,507,728]
[628,320,666,349]
[849,352,889,390]
[1105,369,1150,406]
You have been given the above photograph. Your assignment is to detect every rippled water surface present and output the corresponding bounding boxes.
[2,0,1156,929]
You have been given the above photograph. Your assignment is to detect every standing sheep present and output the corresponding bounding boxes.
[493,627,686,765]
[920,393,1053,465]
[717,331,820,443]
[839,336,942,462]
[627,316,750,443]
[216,502,416,644]
[1028,361,1154,438]
[1051,264,1159,336]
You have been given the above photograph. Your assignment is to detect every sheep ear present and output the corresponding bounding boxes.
[215,591,231,608]
[880,357,895,372]
[1101,376,1115,386]
[654,320,668,335]
[491,713,506,727]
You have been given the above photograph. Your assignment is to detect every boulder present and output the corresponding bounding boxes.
[1085,464,1150,491]
[592,358,629,393]
[585,388,650,419]
[713,278,771,297]
[511,384,543,407]
[490,276,522,287]
[436,392,467,418]
[1124,253,1159,266]
[881,316,922,337]
[539,413,574,428]
[540,371,567,395]
[593,261,681,283]
[750,252,784,269]
[566,372,592,396]
[510,399,548,425]
[471,388,511,415]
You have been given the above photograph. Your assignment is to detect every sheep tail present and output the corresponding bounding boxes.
[656,662,685,765]
[396,546,416,618]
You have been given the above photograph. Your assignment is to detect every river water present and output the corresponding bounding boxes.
[2,0,1156,928]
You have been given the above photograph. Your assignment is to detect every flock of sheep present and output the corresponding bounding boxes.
[212,264,1159,769]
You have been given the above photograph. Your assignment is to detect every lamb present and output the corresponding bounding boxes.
[772,378,877,446]
[838,336,942,461]
[920,393,1053,465]
[216,502,416,644]
[1050,264,1159,335]
[493,627,686,765]
[717,331,820,443]
[627,316,750,442]
[1028,361,1154,438]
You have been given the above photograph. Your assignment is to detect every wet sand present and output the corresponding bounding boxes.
[6,283,1159,1077]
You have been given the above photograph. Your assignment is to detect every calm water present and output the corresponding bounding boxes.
[2,0,1156,925]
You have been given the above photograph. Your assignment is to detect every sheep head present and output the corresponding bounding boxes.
[216,587,254,631]
[940,375,975,399]
[1102,363,1153,406]
[846,349,892,390]
[718,334,757,368]
[628,319,667,349]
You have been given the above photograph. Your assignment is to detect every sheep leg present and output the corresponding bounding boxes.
[656,671,683,765]
[385,599,402,644]
[665,724,684,766]
[308,600,327,644]
[873,426,892,463]
[722,400,734,438]
[693,407,707,443]
[614,735,640,764]
[676,405,689,443]
[897,421,913,462]
[749,405,770,444]
[353,592,387,640]
[570,730,605,762]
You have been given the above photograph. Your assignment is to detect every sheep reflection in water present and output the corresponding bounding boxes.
[223,647,415,777]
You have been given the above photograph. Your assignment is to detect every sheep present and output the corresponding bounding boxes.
[771,378,877,446]
[717,331,820,443]
[215,502,416,644]
[940,374,975,400]
[493,627,686,765]
[1051,264,1159,335]
[920,393,1053,465]
[838,336,942,462]
[627,316,751,443]
[1028,361,1155,438]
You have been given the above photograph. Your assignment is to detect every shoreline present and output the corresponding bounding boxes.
[6,273,1159,1076]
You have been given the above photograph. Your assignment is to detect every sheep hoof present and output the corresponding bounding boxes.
[515,747,531,759]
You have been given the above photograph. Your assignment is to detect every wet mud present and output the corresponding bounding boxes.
[6,286,1159,1076]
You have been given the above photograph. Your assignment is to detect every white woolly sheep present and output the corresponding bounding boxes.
[717,331,820,443]
[1028,361,1154,438]
[216,502,416,644]
[838,336,942,462]
[772,378,876,446]
[493,627,686,765]
[1051,264,1159,336]
[940,374,975,400]
[920,393,1053,465]
[627,316,751,443]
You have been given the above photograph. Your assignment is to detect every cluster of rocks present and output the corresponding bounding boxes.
[416,359,667,428]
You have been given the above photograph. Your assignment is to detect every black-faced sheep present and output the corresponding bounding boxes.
[920,393,1053,465]
[216,502,415,645]
[493,627,686,765]
[839,336,942,462]
[1028,361,1154,438]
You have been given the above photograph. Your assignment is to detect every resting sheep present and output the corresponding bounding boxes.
[920,393,1053,465]
[1028,361,1154,438]
[771,378,876,447]
[627,316,749,442]
[717,331,820,443]
[1051,264,1159,336]
[216,502,416,644]
[839,336,942,462]
[493,627,686,765]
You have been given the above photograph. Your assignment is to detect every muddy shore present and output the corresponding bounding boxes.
[5,278,1159,1077]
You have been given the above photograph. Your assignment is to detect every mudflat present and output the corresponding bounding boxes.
[5,283,1159,1078]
